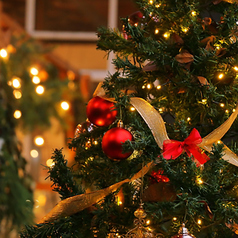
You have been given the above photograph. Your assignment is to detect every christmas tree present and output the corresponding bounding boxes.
[21,0,238,237]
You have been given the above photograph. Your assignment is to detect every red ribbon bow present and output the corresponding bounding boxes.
[162,128,209,166]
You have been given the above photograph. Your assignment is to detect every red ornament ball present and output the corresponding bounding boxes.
[102,127,134,161]
[86,96,117,127]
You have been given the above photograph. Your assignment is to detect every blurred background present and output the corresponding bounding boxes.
[0,0,138,225]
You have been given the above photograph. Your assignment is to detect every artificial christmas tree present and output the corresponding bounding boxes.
[21,0,238,237]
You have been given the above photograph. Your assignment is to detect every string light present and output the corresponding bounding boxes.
[30,149,39,158]
[218,73,224,80]
[234,66,238,71]
[34,136,44,146]
[156,85,161,90]
[196,176,203,185]
[173,217,177,221]
[220,103,225,107]
[30,67,39,75]
[225,109,229,113]
[181,27,189,33]
[155,28,159,34]
[149,0,154,4]
[163,32,170,39]
[187,117,191,121]
[93,140,98,145]
[147,83,152,89]
[217,140,222,144]
[61,101,70,110]
[36,85,45,95]
[13,90,22,99]
[233,109,236,112]
[14,110,22,119]
[159,108,163,113]
[130,106,136,111]
[0,48,8,58]
[201,99,207,104]
[197,219,202,225]
[191,11,197,16]
[12,77,21,88]
[46,158,55,167]
[155,3,161,7]
[32,76,41,84]
[142,85,146,89]
[146,220,151,225]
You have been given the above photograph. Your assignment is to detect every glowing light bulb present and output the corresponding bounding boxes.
[234,66,238,71]
[149,0,153,4]
[155,28,159,34]
[197,219,202,225]
[233,109,236,112]
[225,109,229,113]
[191,11,197,16]
[220,103,225,107]
[218,73,224,80]
[187,117,191,121]
[159,108,163,112]
[155,4,161,7]
[46,158,55,167]
[36,85,45,95]
[173,217,177,221]
[147,84,152,89]
[14,110,22,119]
[0,49,8,58]
[130,106,136,111]
[156,85,161,90]
[217,140,222,144]
[134,23,138,27]
[142,85,146,89]
[30,67,39,75]
[93,140,98,145]
[196,176,203,185]
[34,136,44,146]
[32,76,40,84]
[12,77,21,88]
[61,101,70,110]
[30,149,39,158]
[181,27,189,33]
[201,99,207,104]
[163,32,170,39]
[13,90,22,99]
[146,220,151,225]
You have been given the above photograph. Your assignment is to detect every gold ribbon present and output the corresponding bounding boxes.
[39,161,153,223]
[95,82,238,166]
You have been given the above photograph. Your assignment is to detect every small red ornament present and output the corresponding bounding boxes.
[86,96,117,127]
[102,127,133,161]
[171,223,196,238]
[150,170,170,184]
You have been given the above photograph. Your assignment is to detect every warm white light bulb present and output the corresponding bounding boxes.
[32,76,41,84]
[61,101,70,110]
[30,149,39,158]
[13,90,22,99]
[14,110,22,119]
[218,73,224,80]
[36,85,45,95]
[30,67,39,75]
[34,136,44,146]
[0,49,8,58]
[46,158,55,167]
[12,78,21,88]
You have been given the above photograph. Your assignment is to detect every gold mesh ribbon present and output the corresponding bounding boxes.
[39,162,153,223]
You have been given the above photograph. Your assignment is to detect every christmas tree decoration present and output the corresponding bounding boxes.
[86,96,118,127]
[102,122,134,161]
[74,120,94,138]
[171,223,196,238]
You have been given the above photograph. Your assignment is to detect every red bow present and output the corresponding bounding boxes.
[162,128,209,166]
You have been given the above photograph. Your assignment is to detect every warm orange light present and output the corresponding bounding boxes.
[30,149,39,158]
[155,28,159,34]
[14,110,22,119]
[30,67,39,75]
[61,101,70,110]
[0,49,8,58]
[46,158,55,167]
[13,90,22,99]
[218,73,224,80]
[32,76,40,84]
[12,77,21,88]
[36,85,45,94]
[34,136,44,146]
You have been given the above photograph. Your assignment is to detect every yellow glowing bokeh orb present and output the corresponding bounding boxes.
[14,110,22,119]
[0,49,8,58]
[34,136,44,146]
[32,76,41,84]
[12,78,21,88]
[30,67,39,75]
[61,101,70,110]
[46,158,55,167]
[36,85,45,95]
[13,90,22,99]
[37,194,47,207]
[30,149,39,158]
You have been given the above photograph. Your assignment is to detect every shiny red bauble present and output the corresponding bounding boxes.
[102,127,134,161]
[86,96,117,127]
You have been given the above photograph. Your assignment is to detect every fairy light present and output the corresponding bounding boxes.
[0,49,8,58]
[220,103,225,107]
[13,90,22,99]
[46,158,55,167]
[181,27,189,33]
[30,67,39,75]
[196,176,203,185]
[34,136,44,146]
[147,83,152,89]
[159,108,163,113]
[234,66,238,71]
[197,219,202,225]
[130,106,136,111]
[146,220,151,225]
[142,85,146,89]
[134,23,138,27]
[155,28,159,34]
[88,157,94,161]
[173,217,177,221]
[12,77,21,88]
[201,99,207,104]
[163,32,170,39]
[225,109,229,113]
[218,73,224,80]
[155,3,161,7]
[217,140,222,144]
[191,10,197,16]
[32,76,40,84]
[187,117,191,121]
[233,109,236,112]
[93,140,98,145]
[149,0,153,4]
[36,85,45,95]
[14,110,22,119]
[156,85,161,90]
[61,101,70,111]
[30,149,39,158]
